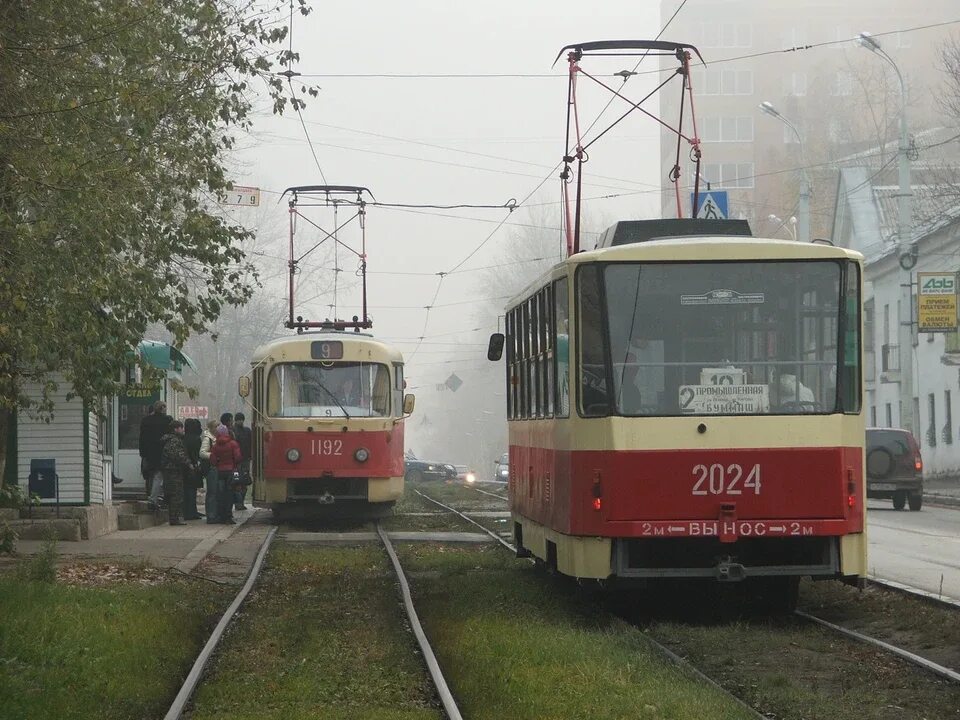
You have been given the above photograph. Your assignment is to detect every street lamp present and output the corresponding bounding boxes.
[767,214,798,241]
[759,101,810,243]
[858,30,915,434]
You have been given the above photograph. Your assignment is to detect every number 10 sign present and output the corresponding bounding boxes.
[219,185,261,207]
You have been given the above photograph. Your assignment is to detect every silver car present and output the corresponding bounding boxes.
[493,452,509,482]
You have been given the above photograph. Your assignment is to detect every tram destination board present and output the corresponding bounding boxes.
[310,340,344,360]
[679,384,769,414]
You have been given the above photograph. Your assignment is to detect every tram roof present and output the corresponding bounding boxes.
[505,235,864,309]
[251,330,404,364]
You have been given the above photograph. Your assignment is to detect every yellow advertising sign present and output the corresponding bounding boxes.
[918,272,958,333]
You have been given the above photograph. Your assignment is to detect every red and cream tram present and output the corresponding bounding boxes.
[241,331,414,518]
[489,219,867,604]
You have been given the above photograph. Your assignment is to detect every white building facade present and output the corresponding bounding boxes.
[834,166,960,478]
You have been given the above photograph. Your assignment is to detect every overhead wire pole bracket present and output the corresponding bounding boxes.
[280,185,376,332]
[554,39,705,256]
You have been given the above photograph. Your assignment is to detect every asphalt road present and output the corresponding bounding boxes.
[867,499,960,602]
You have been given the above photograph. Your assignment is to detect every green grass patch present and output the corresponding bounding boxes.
[190,544,441,720]
[0,573,227,720]
[396,543,754,720]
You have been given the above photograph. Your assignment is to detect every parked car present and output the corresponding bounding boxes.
[866,427,923,511]
[453,464,476,484]
[405,458,451,483]
[493,452,509,482]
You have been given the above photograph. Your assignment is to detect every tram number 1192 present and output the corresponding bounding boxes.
[692,463,761,496]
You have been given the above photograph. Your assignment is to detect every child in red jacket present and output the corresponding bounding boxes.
[209,425,241,524]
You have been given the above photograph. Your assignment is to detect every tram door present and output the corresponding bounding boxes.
[252,366,265,503]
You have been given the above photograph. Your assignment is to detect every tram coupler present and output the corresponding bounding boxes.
[715,560,746,582]
[317,492,335,505]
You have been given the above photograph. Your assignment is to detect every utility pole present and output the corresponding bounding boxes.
[859,32,915,434]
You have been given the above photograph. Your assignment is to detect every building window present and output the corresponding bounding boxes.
[694,69,753,96]
[896,32,912,49]
[782,27,806,50]
[701,117,753,143]
[702,22,751,48]
[831,70,854,96]
[944,390,953,445]
[782,72,807,97]
[885,403,892,427]
[870,406,877,426]
[927,393,937,447]
[834,26,852,48]
[701,163,755,189]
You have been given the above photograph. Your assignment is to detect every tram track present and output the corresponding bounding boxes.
[164,527,278,720]
[165,517,466,720]
[418,487,960,719]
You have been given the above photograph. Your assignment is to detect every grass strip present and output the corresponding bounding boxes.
[800,578,960,672]
[0,573,227,720]
[396,543,755,720]
[646,608,960,719]
[190,544,442,720]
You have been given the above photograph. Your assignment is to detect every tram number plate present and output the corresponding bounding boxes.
[311,439,343,456]
[692,463,761,496]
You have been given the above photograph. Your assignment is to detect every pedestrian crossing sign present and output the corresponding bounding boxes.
[691,191,729,220]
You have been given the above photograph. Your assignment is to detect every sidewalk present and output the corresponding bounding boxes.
[11,507,263,576]
[923,477,960,507]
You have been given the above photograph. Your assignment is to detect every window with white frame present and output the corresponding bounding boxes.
[781,27,806,50]
[694,69,753,96]
[702,22,751,48]
[782,72,807,97]
[701,117,753,143]
[831,70,854,96]
[701,163,755,189]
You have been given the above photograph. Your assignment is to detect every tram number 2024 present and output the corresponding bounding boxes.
[692,463,761,496]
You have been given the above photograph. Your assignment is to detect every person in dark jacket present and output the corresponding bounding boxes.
[209,424,241,524]
[160,419,192,525]
[182,418,204,520]
[140,401,170,507]
[233,412,252,511]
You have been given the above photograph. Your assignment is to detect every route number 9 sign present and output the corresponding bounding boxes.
[310,341,344,360]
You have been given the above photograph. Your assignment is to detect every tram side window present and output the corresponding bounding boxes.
[554,277,570,417]
[393,363,404,417]
[521,302,530,418]
[542,286,554,417]
[527,295,540,418]
[505,311,514,419]
[578,265,610,417]
[840,261,862,413]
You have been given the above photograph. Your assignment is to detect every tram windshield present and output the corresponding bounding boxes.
[578,260,860,417]
[267,362,392,418]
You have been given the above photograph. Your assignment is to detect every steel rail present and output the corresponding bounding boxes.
[868,575,960,610]
[467,485,508,502]
[415,489,517,552]
[375,523,464,720]
[795,610,960,684]
[164,526,278,720]
[416,490,768,718]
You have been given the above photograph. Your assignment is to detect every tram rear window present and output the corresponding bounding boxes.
[311,341,343,360]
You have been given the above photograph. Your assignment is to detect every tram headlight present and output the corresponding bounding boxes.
[354,447,370,463]
[286,448,301,463]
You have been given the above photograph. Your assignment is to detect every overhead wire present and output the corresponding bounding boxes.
[405,1,693,368]
[283,19,960,81]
